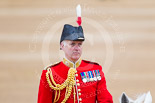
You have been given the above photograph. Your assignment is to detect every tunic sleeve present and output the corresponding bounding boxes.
[96,66,113,103]
[37,70,53,103]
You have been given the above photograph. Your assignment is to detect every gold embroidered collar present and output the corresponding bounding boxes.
[63,57,82,68]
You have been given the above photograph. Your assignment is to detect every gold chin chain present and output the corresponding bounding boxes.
[46,67,77,103]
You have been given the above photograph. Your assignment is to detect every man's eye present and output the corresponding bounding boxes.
[71,43,75,46]
[78,44,82,46]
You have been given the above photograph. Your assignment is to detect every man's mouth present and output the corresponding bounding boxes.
[73,52,80,55]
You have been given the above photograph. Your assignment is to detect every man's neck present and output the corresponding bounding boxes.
[64,57,77,63]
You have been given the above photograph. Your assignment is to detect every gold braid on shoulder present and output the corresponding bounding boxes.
[46,67,77,103]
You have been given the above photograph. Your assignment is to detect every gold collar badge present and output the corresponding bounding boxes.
[63,58,82,68]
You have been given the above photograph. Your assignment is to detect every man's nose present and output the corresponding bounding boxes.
[74,45,81,50]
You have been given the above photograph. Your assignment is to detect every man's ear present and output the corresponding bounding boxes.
[60,42,64,50]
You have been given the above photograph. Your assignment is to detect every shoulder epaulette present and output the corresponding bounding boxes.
[83,60,99,65]
[44,62,61,70]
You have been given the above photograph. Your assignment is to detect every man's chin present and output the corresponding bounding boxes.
[72,56,80,61]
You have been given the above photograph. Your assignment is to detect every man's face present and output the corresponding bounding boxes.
[61,40,83,62]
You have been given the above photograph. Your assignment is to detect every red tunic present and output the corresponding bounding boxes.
[38,60,113,103]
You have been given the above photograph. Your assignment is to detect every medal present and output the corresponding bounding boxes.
[93,70,97,81]
[90,71,95,81]
[94,77,97,81]
[80,72,87,83]
[88,71,93,81]
[83,78,87,83]
[97,76,101,80]
[97,70,101,80]
[95,70,101,81]
[85,72,90,82]
[80,69,101,83]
